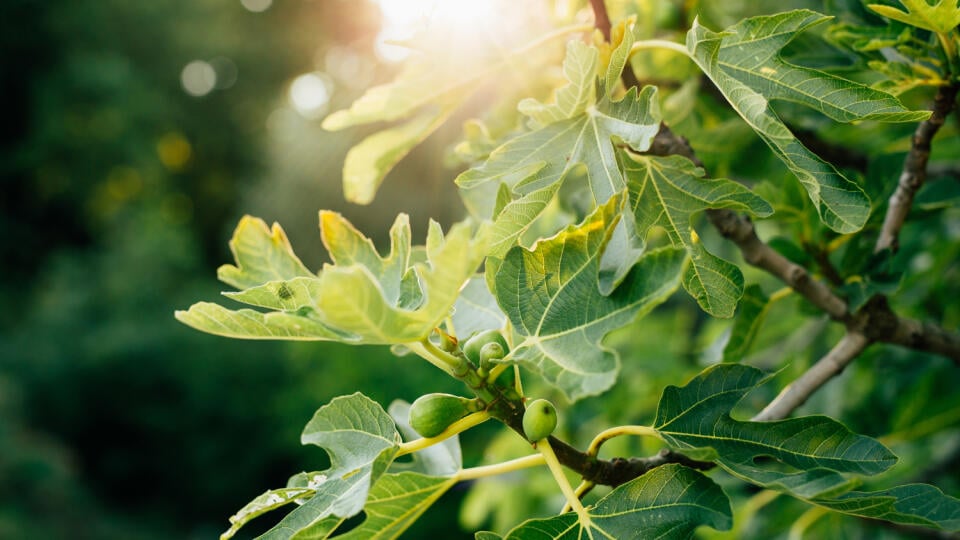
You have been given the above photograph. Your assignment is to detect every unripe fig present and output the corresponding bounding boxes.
[463,329,509,365]
[478,341,505,371]
[522,398,557,442]
[408,393,480,438]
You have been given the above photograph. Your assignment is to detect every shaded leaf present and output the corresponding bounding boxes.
[685,11,926,232]
[487,171,559,259]
[813,483,960,532]
[722,284,771,362]
[622,154,772,317]
[494,195,686,401]
[499,464,731,539]
[653,364,897,498]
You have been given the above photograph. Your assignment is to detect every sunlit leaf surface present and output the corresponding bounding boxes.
[494,196,686,401]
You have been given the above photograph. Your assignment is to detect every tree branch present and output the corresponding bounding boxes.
[876,82,960,253]
[752,332,871,422]
[855,295,960,365]
[588,0,611,41]
[646,125,851,321]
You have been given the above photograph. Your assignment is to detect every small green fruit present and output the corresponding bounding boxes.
[478,342,505,371]
[522,398,557,442]
[463,329,509,365]
[408,393,480,438]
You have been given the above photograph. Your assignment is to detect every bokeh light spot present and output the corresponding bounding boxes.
[240,0,272,13]
[181,60,217,97]
[157,132,192,171]
[289,73,333,119]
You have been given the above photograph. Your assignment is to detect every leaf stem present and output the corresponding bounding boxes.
[485,363,510,384]
[396,410,492,456]
[630,39,691,58]
[586,425,660,457]
[561,480,595,513]
[936,32,959,79]
[455,453,546,481]
[787,505,829,540]
[537,438,592,525]
[408,339,465,377]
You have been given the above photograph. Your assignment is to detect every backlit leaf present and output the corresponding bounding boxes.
[456,41,661,222]
[342,100,461,205]
[216,216,314,290]
[177,213,487,344]
[868,0,960,34]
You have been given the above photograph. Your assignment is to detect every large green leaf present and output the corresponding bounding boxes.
[218,394,401,539]
[496,464,731,539]
[685,11,927,232]
[176,213,487,344]
[721,284,771,362]
[724,477,960,533]
[868,0,960,34]
[622,154,772,317]
[812,483,960,531]
[493,195,686,401]
[653,364,898,498]
[456,40,661,223]
[332,472,457,539]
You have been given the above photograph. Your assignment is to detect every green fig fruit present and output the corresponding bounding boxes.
[522,398,557,442]
[409,393,481,438]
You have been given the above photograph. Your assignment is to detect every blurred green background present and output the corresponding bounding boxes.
[0,1,469,538]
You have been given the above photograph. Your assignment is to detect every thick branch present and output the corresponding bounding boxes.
[876,82,960,253]
[752,332,871,422]
[855,295,960,365]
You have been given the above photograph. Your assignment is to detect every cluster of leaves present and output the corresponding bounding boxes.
[178,2,960,539]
